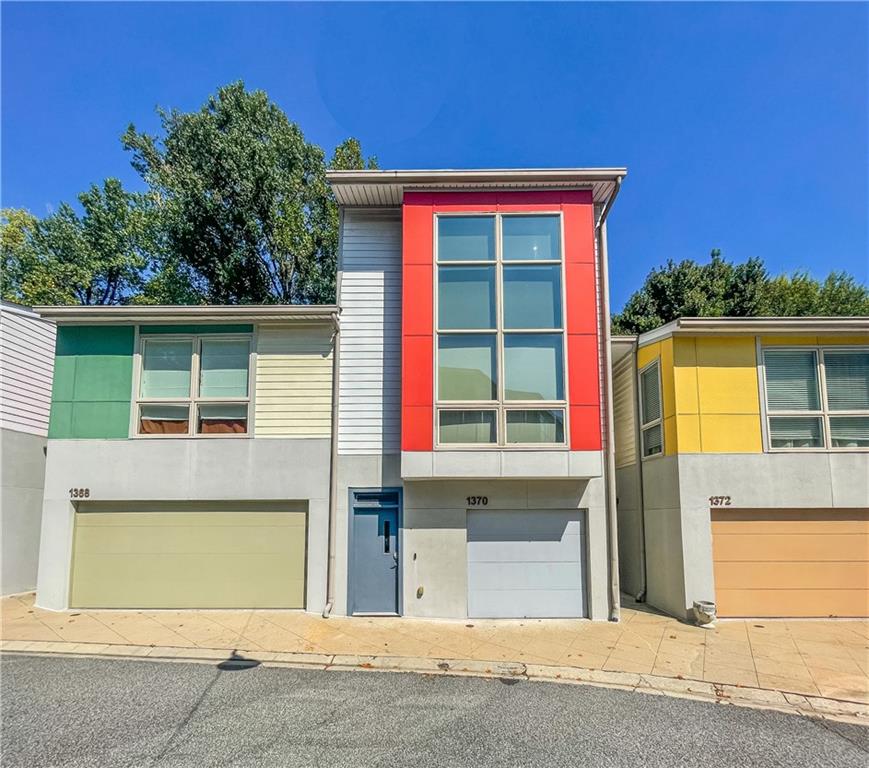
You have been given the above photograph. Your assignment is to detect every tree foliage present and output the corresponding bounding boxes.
[121,82,375,305]
[1,179,155,305]
[1,82,374,307]
[612,250,869,334]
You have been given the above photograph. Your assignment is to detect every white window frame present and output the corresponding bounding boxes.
[638,358,664,460]
[760,345,869,453]
[433,211,570,449]
[131,332,255,439]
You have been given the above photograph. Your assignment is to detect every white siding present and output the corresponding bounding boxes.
[337,209,402,455]
[613,358,638,468]
[0,305,56,436]
[255,324,334,437]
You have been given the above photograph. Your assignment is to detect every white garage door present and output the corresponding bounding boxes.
[467,510,587,618]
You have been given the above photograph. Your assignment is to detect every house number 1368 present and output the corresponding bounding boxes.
[467,496,488,506]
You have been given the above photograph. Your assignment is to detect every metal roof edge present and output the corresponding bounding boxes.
[34,305,339,324]
[327,168,628,185]
[637,316,869,345]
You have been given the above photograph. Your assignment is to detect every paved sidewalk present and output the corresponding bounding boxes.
[3,593,867,707]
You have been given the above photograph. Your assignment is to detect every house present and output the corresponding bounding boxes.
[33,305,338,611]
[1,301,56,595]
[612,317,869,620]
[328,168,627,620]
[32,166,629,620]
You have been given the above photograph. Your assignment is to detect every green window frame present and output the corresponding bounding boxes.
[638,359,664,458]
[434,212,568,448]
[762,346,869,451]
[134,333,253,438]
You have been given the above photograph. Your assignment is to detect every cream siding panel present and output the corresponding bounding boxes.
[0,305,56,436]
[337,209,402,454]
[255,324,334,437]
[613,359,638,468]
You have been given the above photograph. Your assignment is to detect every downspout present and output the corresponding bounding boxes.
[632,340,648,602]
[598,177,622,621]
[323,210,345,618]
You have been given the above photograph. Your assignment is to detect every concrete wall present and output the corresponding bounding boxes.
[402,476,610,620]
[36,438,331,612]
[615,464,643,599]
[675,451,869,618]
[1,428,47,594]
[335,454,610,620]
[639,455,686,618]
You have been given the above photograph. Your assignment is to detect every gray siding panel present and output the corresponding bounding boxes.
[0,306,56,436]
[338,209,402,454]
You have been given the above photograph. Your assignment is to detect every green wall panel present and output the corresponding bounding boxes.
[139,324,254,335]
[50,326,134,439]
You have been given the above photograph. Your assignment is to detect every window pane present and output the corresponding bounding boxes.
[506,409,565,444]
[438,335,497,401]
[642,424,663,457]
[640,364,661,425]
[502,215,561,261]
[504,334,564,401]
[438,266,496,330]
[769,416,824,448]
[824,351,869,411]
[200,340,249,398]
[198,404,248,434]
[437,216,495,262]
[764,351,820,411]
[438,410,496,444]
[138,404,189,435]
[830,416,869,448]
[141,341,192,398]
[503,265,562,329]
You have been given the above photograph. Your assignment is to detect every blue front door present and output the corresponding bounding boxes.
[350,500,399,614]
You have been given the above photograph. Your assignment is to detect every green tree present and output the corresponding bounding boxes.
[122,82,375,305]
[1,180,155,306]
[612,250,869,334]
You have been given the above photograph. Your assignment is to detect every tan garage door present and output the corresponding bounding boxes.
[70,502,306,609]
[712,509,869,618]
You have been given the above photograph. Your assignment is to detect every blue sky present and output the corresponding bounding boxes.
[2,2,867,309]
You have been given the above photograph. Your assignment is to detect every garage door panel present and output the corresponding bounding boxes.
[712,508,868,618]
[468,533,584,563]
[470,561,583,591]
[469,589,585,619]
[713,533,866,562]
[716,589,869,619]
[714,561,869,590]
[70,509,306,609]
[467,510,586,618]
[75,525,305,558]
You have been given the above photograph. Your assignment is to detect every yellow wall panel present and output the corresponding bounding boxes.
[673,339,700,415]
[816,335,869,345]
[760,335,819,346]
[663,415,678,456]
[695,337,760,416]
[700,414,762,453]
[636,341,661,370]
[255,324,333,437]
[675,414,701,453]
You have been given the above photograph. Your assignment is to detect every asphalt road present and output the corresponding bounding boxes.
[1,654,866,768]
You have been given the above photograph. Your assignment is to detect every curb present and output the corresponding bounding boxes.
[2,639,867,725]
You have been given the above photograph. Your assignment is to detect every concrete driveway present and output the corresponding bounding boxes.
[2,654,867,768]
[2,592,867,707]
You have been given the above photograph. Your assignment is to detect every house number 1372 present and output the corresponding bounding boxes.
[467,496,488,506]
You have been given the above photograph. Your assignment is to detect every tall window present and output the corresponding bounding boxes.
[435,214,566,446]
[639,360,663,457]
[136,335,251,437]
[763,348,869,449]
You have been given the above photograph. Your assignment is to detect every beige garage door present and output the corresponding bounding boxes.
[712,509,869,618]
[70,502,306,609]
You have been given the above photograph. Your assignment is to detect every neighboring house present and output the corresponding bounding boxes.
[0,301,56,595]
[328,168,627,620]
[33,305,337,611]
[612,317,869,620]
